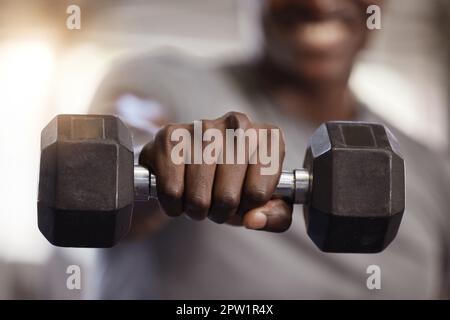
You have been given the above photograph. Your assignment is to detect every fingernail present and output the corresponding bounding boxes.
[245,211,267,230]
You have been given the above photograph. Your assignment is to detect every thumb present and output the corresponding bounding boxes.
[242,199,293,233]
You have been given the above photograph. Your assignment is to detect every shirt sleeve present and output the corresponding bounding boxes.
[86,54,179,299]
[87,53,175,160]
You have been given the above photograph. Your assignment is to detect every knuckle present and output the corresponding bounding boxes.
[186,194,211,213]
[156,123,190,147]
[258,123,286,157]
[224,112,251,129]
[201,119,216,131]
[160,185,183,202]
[154,125,173,148]
[138,142,154,166]
[214,192,240,211]
[244,187,272,205]
[261,123,280,130]
[156,123,188,141]
[157,123,176,139]
[263,124,285,142]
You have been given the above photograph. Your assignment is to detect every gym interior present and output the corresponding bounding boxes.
[0,0,449,300]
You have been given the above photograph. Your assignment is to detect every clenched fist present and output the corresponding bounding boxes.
[139,112,293,232]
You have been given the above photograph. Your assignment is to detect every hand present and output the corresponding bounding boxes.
[139,112,292,232]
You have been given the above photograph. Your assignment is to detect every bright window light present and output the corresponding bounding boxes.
[0,39,55,264]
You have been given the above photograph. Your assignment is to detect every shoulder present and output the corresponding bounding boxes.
[103,49,222,93]
[364,106,449,217]
[362,107,446,179]
[89,50,220,115]
[110,49,210,79]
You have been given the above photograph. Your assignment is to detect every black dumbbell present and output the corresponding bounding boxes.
[37,115,405,253]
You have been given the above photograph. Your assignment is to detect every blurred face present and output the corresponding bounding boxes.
[262,0,382,85]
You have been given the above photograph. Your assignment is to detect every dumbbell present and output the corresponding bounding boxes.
[37,114,405,253]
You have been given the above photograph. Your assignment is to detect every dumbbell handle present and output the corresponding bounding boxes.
[134,165,311,204]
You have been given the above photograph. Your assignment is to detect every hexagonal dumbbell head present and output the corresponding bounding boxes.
[38,115,135,247]
[303,122,405,253]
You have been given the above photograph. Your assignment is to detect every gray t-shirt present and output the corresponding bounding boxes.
[89,52,450,299]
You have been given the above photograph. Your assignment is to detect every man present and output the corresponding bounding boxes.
[89,0,450,299]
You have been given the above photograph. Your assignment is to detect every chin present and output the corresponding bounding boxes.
[289,56,354,86]
[265,37,359,86]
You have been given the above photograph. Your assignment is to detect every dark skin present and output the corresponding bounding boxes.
[135,0,383,234]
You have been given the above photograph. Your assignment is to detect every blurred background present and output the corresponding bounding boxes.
[0,0,448,299]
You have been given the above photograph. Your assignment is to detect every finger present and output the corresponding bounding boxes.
[209,163,247,223]
[239,124,285,215]
[209,112,252,223]
[225,214,242,226]
[139,124,188,217]
[242,199,293,232]
[184,121,217,221]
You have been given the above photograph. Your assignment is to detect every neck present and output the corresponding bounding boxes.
[255,57,357,124]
